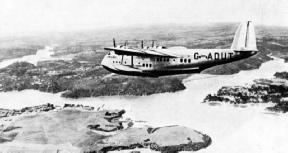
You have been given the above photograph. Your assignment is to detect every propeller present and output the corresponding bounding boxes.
[152,40,155,48]
[113,38,116,47]
[141,40,144,49]
[124,40,128,49]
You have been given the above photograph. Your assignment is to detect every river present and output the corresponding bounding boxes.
[0,47,288,153]
[0,46,73,69]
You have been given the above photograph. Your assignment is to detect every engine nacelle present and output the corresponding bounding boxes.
[117,45,128,49]
[155,46,166,49]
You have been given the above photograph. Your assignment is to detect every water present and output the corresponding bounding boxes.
[0,51,288,152]
[0,46,72,68]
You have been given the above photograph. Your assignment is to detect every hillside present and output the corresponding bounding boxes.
[62,75,187,98]
[0,108,212,152]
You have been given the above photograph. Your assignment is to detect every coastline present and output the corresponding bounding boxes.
[0,41,288,152]
[0,104,212,152]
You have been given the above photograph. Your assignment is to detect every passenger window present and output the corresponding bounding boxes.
[180,59,183,63]
[188,59,191,63]
[184,59,187,63]
[146,64,148,67]
[113,61,114,63]
[142,63,145,67]
[149,64,152,67]
[167,58,169,62]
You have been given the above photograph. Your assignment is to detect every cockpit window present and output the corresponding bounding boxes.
[108,53,111,55]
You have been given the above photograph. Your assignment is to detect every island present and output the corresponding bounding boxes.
[0,60,187,98]
[203,72,288,113]
[0,45,44,62]
[0,104,212,152]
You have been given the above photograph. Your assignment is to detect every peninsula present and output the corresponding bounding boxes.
[0,104,212,152]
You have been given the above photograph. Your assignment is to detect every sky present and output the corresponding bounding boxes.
[0,0,288,36]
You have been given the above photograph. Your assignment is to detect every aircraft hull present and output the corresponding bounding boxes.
[102,65,203,77]
[101,51,256,77]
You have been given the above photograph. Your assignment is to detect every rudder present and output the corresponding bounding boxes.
[231,21,257,51]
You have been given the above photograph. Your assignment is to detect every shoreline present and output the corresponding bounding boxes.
[0,105,212,152]
[0,57,285,110]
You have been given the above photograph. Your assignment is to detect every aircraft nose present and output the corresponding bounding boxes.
[101,55,108,67]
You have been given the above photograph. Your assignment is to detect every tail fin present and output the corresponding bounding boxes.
[231,21,257,51]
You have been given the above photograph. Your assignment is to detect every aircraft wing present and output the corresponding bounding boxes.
[104,47,179,57]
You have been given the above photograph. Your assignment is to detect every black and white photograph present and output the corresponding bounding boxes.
[0,0,288,152]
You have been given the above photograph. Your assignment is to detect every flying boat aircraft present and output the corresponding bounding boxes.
[101,21,258,77]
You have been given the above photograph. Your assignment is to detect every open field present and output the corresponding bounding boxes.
[0,108,211,152]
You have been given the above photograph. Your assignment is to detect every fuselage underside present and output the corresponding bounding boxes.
[101,49,257,77]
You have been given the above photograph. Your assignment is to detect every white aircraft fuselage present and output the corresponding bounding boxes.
[101,48,257,77]
[101,21,258,77]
